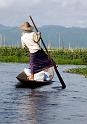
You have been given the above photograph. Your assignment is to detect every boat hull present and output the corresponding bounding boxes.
[16,71,52,88]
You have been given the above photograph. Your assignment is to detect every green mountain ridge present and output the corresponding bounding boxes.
[0,24,87,48]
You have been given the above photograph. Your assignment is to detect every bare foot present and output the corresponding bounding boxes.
[27,74,34,80]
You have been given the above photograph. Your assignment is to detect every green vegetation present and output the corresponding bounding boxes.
[0,46,29,63]
[0,46,87,77]
[49,48,87,65]
[65,67,87,77]
[0,46,87,65]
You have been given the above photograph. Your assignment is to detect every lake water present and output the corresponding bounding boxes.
[0,63,87,124]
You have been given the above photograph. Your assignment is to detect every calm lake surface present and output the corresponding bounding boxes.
[0,63,87,124]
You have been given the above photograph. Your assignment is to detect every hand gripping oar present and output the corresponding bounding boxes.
[29,16,66,89]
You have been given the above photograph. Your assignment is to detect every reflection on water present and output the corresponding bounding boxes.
[0,63,87,124]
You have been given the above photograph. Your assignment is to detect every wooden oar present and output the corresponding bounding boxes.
[29,16,66,89]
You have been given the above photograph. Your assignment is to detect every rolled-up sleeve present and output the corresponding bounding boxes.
[33,32,41,42]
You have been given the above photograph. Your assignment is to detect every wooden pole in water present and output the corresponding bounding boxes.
[29,16,66,89]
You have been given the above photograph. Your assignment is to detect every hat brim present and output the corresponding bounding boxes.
[20,25,34,31]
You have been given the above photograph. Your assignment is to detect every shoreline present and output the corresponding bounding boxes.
[0,46,87,64]
[0,46,87,77]
[65,66,87,78]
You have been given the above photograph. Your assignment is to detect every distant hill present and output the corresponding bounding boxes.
[0,24,87,48]
[39,25,87,48]
[0,24,21,46]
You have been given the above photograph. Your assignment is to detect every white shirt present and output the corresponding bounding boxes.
[21,32,41,53]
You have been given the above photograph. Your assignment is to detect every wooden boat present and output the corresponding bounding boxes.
[16,71,52,88]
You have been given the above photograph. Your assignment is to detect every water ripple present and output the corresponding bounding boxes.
[0,63,87,124]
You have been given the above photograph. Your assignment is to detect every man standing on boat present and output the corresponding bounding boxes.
[20,22,53,80]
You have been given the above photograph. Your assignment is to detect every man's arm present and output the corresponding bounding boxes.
[33,32,41,43]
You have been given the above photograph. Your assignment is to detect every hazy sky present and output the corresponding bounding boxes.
[0,0,87,27]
